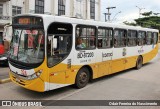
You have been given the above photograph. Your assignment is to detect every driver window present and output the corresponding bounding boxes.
[47,23,72,67]
[48,35,72,67]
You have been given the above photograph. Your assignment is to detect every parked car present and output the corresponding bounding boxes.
[0,39,8,66]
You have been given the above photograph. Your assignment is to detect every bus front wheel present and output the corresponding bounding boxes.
[75,68,90,89]
[136,56,143,70]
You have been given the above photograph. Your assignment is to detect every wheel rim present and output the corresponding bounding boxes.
[79,72,88,85]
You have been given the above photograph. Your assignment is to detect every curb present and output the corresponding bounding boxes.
[0,78,11,84]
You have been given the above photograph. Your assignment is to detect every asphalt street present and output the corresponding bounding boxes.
[0,65,9,80]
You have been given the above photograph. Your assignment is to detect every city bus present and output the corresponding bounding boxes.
[8,14,159,92]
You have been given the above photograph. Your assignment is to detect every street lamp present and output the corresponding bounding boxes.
[112,11,121,22]
[136,6,145,18]
[106,7,116,21]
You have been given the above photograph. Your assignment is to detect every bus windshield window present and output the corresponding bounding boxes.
[9,29,44,64]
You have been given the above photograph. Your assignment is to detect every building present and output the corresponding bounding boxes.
[0,0,101,40]
[0,0,24,40]
[24,0,101,20]
[0,0,11,38]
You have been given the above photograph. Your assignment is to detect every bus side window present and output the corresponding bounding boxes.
[143,32,146,45]
[98,39,102,48]
[76,26,96,50]
[153,32,158,44]
[114,29,127,47]
[138,31,146,46]
[128,30,137,47]
[146,32,152,45]
[123,32,127,46]
[114,30,118,47]
[114,38,117,47]
[98,28,113,48]
[76,37,86,49]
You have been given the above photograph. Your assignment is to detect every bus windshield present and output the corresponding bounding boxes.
[9,29,44,64]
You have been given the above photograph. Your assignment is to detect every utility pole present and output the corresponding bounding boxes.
[106,7,116,21]
[136,6,145,18]
[103,13,108,22]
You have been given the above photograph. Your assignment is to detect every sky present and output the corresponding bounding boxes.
[101,0,160,23]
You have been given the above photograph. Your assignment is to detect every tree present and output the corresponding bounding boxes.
[141,11,152,17]
[123,21,137,26]
[135,16,160,31]
[123,16,160,31]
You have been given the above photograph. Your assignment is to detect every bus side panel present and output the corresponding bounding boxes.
[97,61,109,77]
[47,49,78,88]
[48,63,67,84]
[47,62,74,91]
[95,49,112,78]
[111,48,125,74]
[125,56,137,69]
[125,47,139,69]
[143,44,158,64]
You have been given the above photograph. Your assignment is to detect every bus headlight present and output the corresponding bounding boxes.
[27,70,43,80]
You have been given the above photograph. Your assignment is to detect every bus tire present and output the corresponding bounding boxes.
[75,68,90,89]
[136,56,143,70]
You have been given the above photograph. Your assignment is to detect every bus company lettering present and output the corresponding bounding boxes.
[77,51,94,59]
[102,52,113,58]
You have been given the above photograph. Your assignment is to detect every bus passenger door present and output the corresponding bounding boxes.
[47,23,73,90]
[47,35,66,88]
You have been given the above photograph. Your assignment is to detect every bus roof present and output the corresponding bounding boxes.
[14,14,159,32]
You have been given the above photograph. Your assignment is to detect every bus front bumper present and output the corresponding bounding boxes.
[9,71,45,92]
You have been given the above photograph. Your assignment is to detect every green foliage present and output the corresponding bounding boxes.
[123,21,137,26]
[135,16,160,31]
[141,11,152,17]
[123,16,160,31]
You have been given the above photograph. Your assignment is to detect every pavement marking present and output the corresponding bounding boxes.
[56,84,94,100]
[0,78,11,84]
[39,84,95,109]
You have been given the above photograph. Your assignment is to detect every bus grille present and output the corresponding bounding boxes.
[12,75,26,86]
